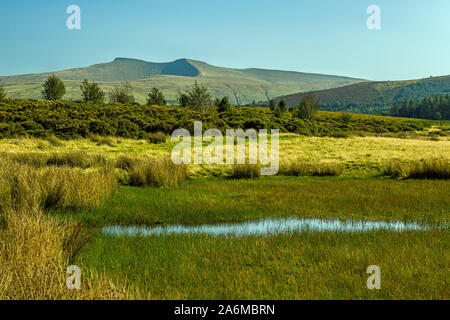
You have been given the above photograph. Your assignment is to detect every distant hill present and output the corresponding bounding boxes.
[0,58,363,104]
[268,75,450,114]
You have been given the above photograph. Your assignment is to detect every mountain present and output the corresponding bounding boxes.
[0,58,363,105]
[268,75,450,114]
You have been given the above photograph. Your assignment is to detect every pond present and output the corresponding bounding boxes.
[102,218,432,238]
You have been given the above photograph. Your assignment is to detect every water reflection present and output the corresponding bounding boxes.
[102,218,432,237]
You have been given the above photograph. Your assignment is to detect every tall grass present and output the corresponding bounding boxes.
[0,161,129,299]
[0,208,128,300]
[230,164,261,179]
[0,161,117,212]
[279,161,342,177]
[0,151,109,169]
[145,132,167,144]
[128,157,188,187]
[383,158,450,179]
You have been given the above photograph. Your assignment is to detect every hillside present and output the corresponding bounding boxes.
[0,58,363,105]
[269,75,450,114]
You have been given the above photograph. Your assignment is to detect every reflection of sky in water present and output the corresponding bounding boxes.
[102,218,433,238]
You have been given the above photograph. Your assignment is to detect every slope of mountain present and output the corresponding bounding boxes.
[269,75,450,114]
[0,58,363,104]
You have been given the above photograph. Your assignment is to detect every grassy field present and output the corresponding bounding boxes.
[0,132,448,300]
[1,133,449,176]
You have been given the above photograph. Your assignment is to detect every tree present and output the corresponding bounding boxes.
[108,82,135,103]
[216,96,231,112]
[0,87,6,100]
[80,79,105,102]
[269,99,276,111]
[177,91,189,107]
[146,87,166,106]
[178,81,214,113]
[42,75,66,100]
[296,92,319,120]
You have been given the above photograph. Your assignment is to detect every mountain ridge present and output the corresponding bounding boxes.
[267,75,450,114]
[0,58,365,104]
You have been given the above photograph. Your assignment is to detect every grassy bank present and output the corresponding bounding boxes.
[55,177,450,227]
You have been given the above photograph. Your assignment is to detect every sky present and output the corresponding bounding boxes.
[0,0,449,81]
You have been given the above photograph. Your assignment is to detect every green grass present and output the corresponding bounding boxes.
[54,177,450,227]
[78,230,449,299]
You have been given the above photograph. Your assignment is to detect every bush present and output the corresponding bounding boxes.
[129,158,188,187]
[230,164,261,179]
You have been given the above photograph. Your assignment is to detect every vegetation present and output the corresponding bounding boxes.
[41,75,66,100]
[178,81,214,113]
[271,75,450,115]
[108,82,135,103]
[230,164,261,179]
[81,230,448,299]
[145,131,167,144]
[382,158,450,180]
[296,92,319,120]
[391,95,450,120]
[127,158,188,188]
[80,79,105,102]
[0,57,360,105]
[146,87,166,106]
[0,98,440,140]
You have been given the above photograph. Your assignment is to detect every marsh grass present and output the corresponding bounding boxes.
[129,157,188,187]
[0,208,129,300]
[230,163,261,179]
[0,162,128,300]
[280,161,342,176]
[0,151,109,169]
[0,161,117,212]
[145,132,167,144]
[383,158,450,180]
[81,230,449,299]
[46,135,65,147]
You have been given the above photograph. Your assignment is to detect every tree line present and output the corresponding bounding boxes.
[390,95,450,120]
[0,75,322,121]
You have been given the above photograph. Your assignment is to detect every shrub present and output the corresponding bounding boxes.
[230,164,261,179]
[129,158,188,187]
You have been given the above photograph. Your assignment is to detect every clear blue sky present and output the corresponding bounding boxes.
[0,0,449,80]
